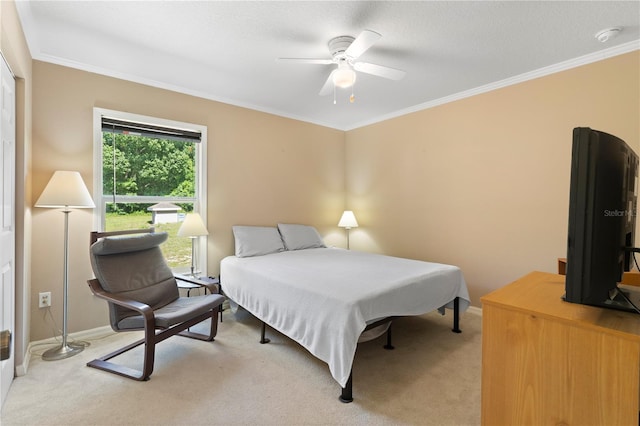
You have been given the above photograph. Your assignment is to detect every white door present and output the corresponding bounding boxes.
[0,54,16,413]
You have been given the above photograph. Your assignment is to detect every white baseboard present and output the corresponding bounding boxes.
[15,358,28,377]
[15,325,115,377]
[465,305,482,316]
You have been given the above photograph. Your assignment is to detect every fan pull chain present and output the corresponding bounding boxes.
[332,82,356,104]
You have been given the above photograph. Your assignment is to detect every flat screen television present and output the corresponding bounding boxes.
[565,127,639,312]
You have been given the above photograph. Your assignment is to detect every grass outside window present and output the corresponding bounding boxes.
[105,212,192,269]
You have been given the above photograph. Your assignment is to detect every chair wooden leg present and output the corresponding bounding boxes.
[88,306,221,381]
[86,337,153,381]
[142,336,156,380]
[178,306,219,341]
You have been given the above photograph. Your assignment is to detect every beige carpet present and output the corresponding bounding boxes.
[2,308,481,425]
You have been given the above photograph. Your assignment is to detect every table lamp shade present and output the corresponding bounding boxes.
[177,213,209,237]
[35,171,95,208]
[338,210,358,229]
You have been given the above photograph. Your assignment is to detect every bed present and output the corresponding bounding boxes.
[220,224,470,402]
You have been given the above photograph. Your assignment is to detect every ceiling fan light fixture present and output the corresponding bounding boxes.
[280,29,405,99]
[333,64,356,89]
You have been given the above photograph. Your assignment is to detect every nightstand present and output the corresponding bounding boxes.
[174,274,220,296]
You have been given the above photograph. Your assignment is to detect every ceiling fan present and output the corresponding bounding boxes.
[278,30,406,103]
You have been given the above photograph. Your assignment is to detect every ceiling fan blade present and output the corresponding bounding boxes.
[277,58,334,65]
[354,62,406,80]
[345,30,381,59]
[319,70,336,96]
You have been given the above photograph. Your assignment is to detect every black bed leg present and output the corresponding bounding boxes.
[383,322,395,350]
[452,297,462,333]
[339,371,353,403]
[260,321,271,344]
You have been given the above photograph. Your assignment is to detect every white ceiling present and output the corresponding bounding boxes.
[16,1,640,131]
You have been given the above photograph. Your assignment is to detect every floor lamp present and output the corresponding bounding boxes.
[338,210,358,250]
[35,171,95,361]
[177,212,209,277]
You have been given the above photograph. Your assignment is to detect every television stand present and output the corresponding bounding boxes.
[560,285,640,313]
[604,285,640,313]
[482,271,640,425]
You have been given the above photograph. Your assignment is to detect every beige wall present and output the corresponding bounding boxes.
[31,62,345,341]
[345,51,640,307]
[24,34,640,338]
[1,0,33,371]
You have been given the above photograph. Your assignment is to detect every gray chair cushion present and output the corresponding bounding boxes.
[92,232,169,255]
[117,293,226,330]
[90,232,180,329]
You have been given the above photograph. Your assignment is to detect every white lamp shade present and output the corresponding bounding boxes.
[35,171,95,208]
[177,213,209,237]
[338,210,358,229]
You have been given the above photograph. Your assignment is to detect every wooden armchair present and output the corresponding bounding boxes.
[87,229,225,381]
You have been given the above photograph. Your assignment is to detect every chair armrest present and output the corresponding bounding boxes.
[87,279,154,321]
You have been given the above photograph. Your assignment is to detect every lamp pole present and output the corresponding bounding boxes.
[190,236,197,277]
[42,208,84,360]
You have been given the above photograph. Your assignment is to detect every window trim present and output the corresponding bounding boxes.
[93,107,208,275]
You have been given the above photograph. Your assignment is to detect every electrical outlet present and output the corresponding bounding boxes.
[39,292,51,308]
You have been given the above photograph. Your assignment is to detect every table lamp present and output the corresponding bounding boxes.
[35,171,95,360]
[338,210,358,249]
[177,212,209,277]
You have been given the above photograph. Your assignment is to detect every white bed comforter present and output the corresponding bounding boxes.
[220,248,470,387]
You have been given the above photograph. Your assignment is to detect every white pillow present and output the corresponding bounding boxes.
[277,224,326,251]
[232,226,285,258]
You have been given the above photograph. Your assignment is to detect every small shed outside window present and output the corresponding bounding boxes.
[148,202,182,224]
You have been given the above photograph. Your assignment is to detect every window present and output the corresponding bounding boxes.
[93,108,207,275]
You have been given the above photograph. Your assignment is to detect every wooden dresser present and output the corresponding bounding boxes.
[481,271,640,425]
